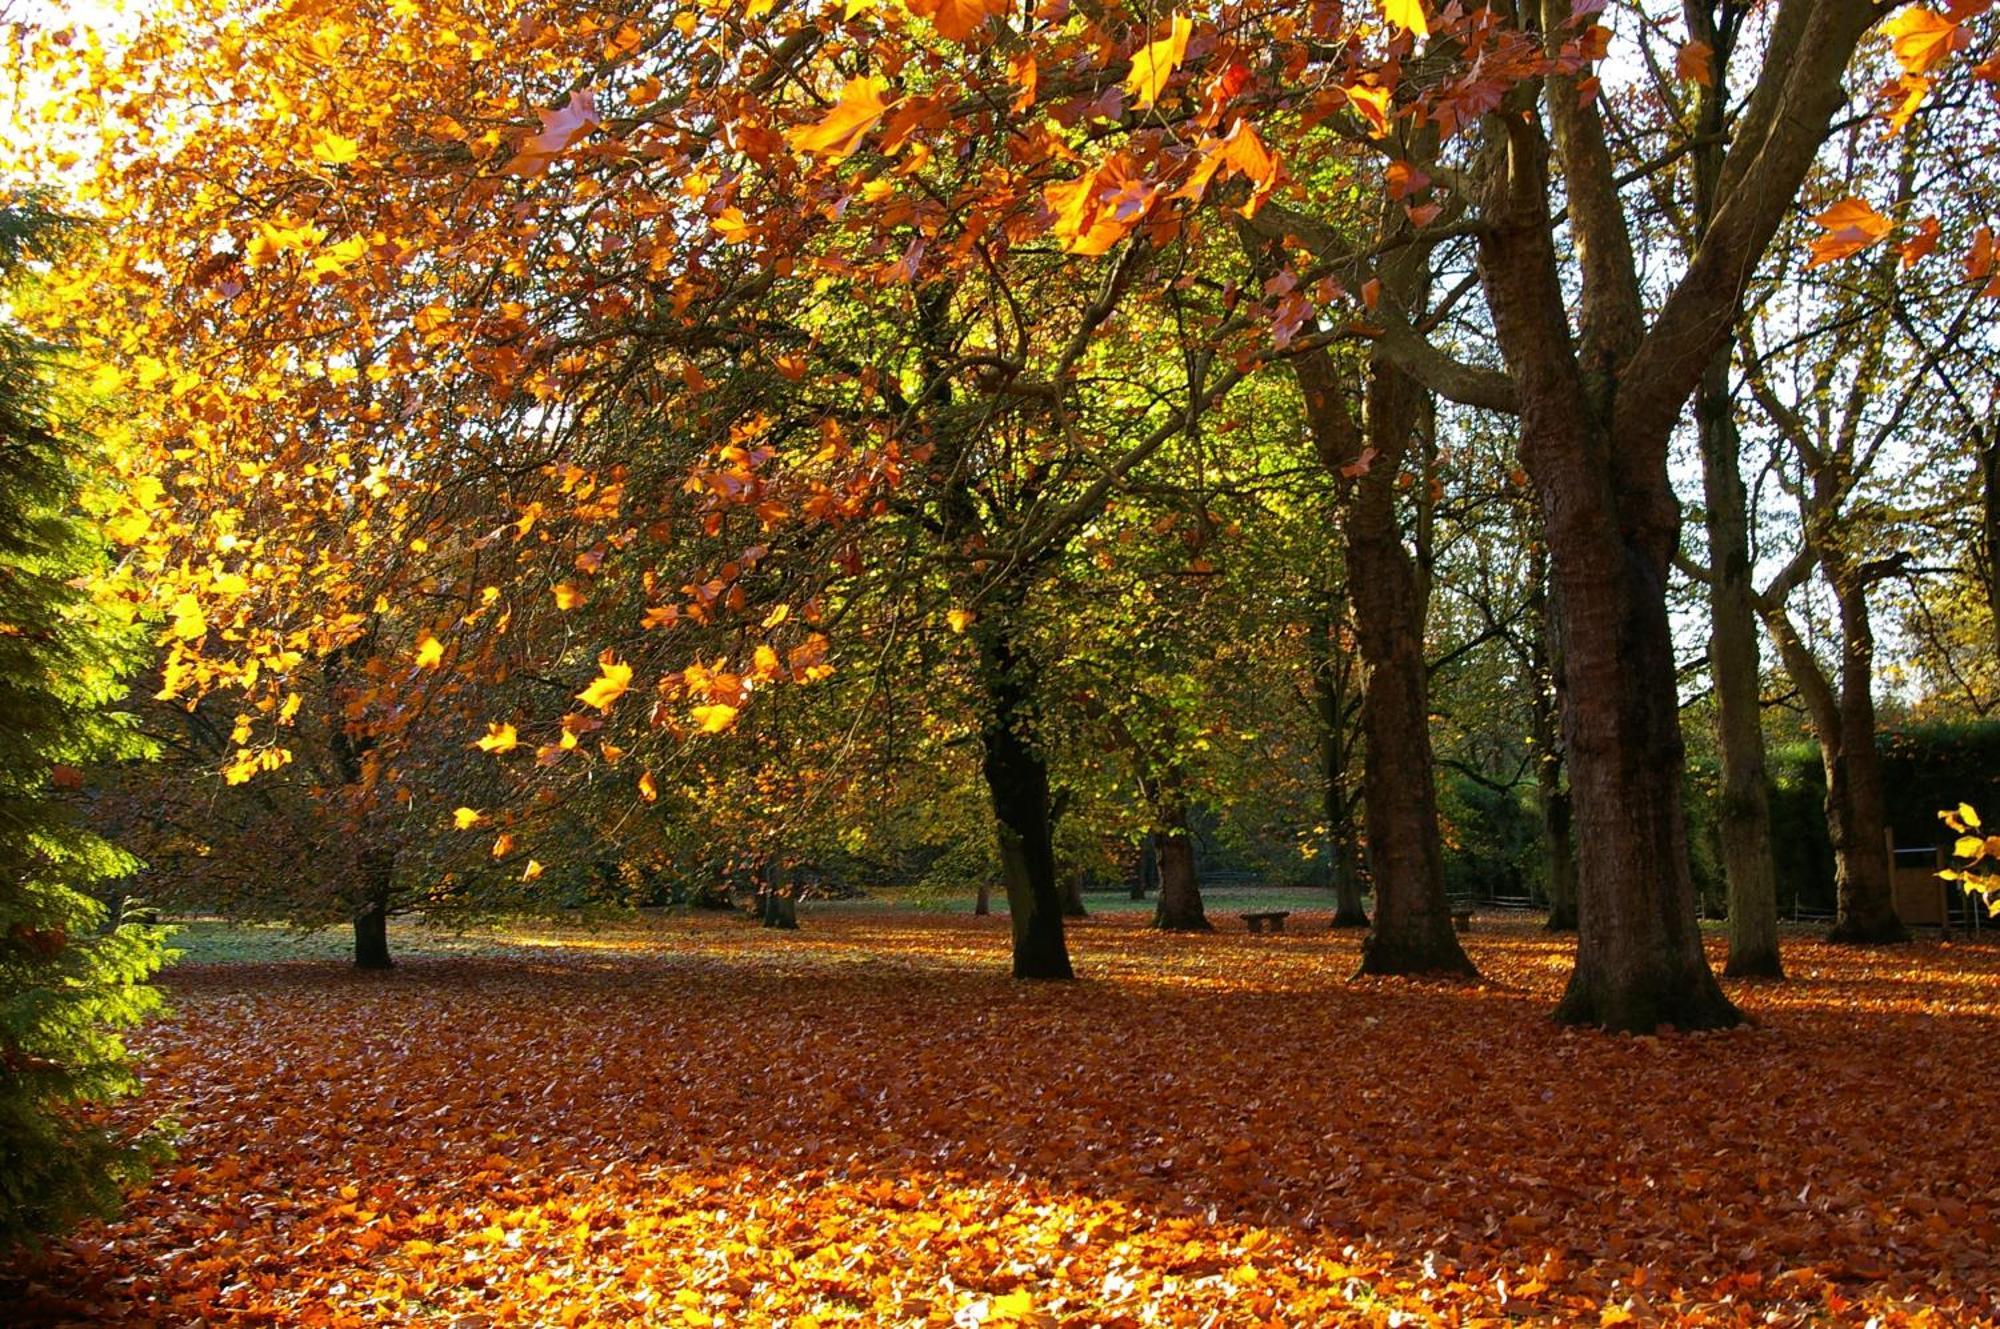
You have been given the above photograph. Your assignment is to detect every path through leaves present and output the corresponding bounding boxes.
[9,914,2000,1326]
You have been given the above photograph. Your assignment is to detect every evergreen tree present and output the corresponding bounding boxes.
[0,196,168,1249]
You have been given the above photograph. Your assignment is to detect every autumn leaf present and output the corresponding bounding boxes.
[1676,40,1714,86]
[787,77,893,162]
[1345,83,1394,136]
[1805,197,1894,268]
[503,87,601,177]
[475,723,519,754]
[521,859,543,881]
[576,655,634,711]
[1884,6,1964,76]
[1382,0,1428,38]
[491,832,515,858]
[691,703,740,733]
[415,633,445,670]
[308,129,361,166]
[638,770,659,802]
[452,806,482,830]
[553,582,588,610]
[902,0,1010,43]
[947,608,975,633]
[169,592,208,641]
[1124,16,1193,112]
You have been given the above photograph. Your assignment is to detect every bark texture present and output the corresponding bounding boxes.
[977,616,1073,980]
[1152,806,1212,932]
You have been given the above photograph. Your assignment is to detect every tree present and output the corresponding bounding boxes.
[0,196,167,1248]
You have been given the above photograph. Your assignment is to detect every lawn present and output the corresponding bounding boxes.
[8,910,1998,1327]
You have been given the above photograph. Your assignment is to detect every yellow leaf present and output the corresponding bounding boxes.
[787,76,893,162]
[522,859,544,882]
[1960,802,1982,830]
[991,1289,1036,1320]
[1124,15,1192,112]
[416,633,445,670]
[691,703,739,734]
[309,129,361,165]
[492,833,515,858]
[1382,0,1428,37]
[476,723,518,754]
[1956,836,1984,860]
[1600,1307,1634,1328]
[639,770,659,802]
[554,582,587,610]
[170,592,208,641]
[454,807,482,830]
[947,608,975,634]
[577,655,634,711]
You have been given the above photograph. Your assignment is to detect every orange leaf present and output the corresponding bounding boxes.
[786,77,893,162]
[1884,6,1963,76]
[638,770,659,802]
[903,0,1010,43]
[1346,83,1393,137]
[1676,40,1714,86]
[1805,197,1893,268]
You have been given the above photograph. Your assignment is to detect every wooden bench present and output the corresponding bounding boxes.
[1241,910,1291,934]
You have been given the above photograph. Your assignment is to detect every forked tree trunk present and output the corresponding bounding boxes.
[1474,94,1738,1032]
[353,849,394,971]
[1699,357,1784,976]
[1152,804,1211,932]
[977,616,1073,980]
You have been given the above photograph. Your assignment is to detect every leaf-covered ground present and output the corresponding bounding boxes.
[9,911,2000,1327]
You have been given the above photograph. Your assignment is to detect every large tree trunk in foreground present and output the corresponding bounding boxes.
[1698,355,1784,977]
[1152,804,1211,932]
[977,616,1073,980]
[1475,102,1736,1031]
[353,849,394,971]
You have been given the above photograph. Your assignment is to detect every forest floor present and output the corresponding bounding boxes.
[7,910,1998,1327]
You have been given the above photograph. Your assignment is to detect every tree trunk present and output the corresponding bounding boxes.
[1348,365,1476,978]
[1131,835,1155,900]
[977,615,1073,980]
[1152,804,1211,932]
[1061,866,1089,919]
[1314,611,1370,928]
[1823,579,1907,944]
[1527,538,1578,932]
[1684,5,1782,977]
[1475,112,1737,1033]
[1698,355,1785,977]
[1980,424,2000,661]
[974,882,991,916]
[353,849,394,971]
